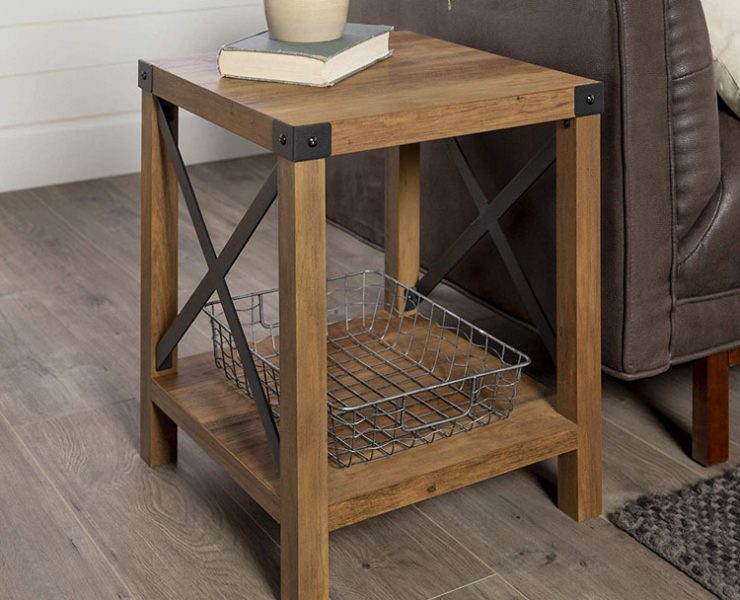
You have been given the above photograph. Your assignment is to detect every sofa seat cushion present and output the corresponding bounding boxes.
[676,106,740,300]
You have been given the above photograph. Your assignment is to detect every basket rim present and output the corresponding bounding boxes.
[203,270,532,410]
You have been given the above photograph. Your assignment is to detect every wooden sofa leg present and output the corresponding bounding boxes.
[692,351,730,466]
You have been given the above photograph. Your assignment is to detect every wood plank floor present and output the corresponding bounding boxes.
[0,154,736,599]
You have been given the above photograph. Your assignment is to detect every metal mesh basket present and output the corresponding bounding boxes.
[203,270,530,468]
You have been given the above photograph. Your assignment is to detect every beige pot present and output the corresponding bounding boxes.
[264,0,349,43]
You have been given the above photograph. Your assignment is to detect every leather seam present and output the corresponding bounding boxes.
[664,0,679,369]
[615,0,630,374]
[671,60,713,83]
[670,340,740,368]
[604,337,740,380]
[676,175,722,244]
[676,284,740,306]
[677,178,724,267]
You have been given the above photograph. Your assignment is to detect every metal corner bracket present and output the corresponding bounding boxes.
[272,120,332,162]
[574,82,605,117]
[138,60,153,93]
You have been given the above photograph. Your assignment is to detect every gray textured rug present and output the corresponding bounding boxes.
[610,468,740,600]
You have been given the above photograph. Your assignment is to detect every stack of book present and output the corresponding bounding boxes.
[218,23,393,87]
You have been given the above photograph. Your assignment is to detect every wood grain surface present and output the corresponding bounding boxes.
[555,116,602,521]
[384,143,421,310]
[0,412,133,600]
[277,157,330,600]
[140,92,179,467]
[147,31,596,155]
[437,575,526,600]
[152,329,576,531]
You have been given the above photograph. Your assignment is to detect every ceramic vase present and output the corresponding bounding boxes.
[264,0,350,43]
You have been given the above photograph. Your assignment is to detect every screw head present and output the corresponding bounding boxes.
[586,94,596,105]
[307,136,318,148]
[278,134,287,146]
[140,70,148,81]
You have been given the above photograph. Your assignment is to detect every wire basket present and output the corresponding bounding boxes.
[203,271,531,468]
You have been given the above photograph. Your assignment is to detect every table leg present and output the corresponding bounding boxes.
[556,115,602,521]
[140,92,178,466]
[385,144,421,309]
[278,157,329,600]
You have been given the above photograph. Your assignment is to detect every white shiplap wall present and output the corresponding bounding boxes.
[0,1,268,192]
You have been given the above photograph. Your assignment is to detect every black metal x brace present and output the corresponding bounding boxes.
[154,98,281,463]
[414,135,558,361]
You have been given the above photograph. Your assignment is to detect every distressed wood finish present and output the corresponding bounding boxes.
[328,395,575,530]
[385,143,421,309]
[729,348,740,367]
[146,32,596,155]
[151,352,577,531]
[137,33,605,600]
[140,92,179,466]
[0,411,134,599]
[277,157,330,600]
[556,116,602,521]
[692,351,730,466]
[152,361,280,519]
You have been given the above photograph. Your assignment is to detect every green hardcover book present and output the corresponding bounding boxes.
[218,23,394,87]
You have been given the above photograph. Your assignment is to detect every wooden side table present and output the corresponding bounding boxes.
[139,31,603,600]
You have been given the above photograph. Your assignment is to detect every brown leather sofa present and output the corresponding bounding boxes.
[328,0,740,464]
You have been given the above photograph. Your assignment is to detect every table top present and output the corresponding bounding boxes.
[141,31,601,158]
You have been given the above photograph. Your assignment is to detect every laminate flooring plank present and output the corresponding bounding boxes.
[43,164,276,294]
[0,189,141,368]
[415,419,717,600]
[601,363,740,468]
[213,475,494,600]
[27,176,232,344]
[328,507,492,600]
[432,575,528,600]
[0,289,135,427]
[0,190,212,427]
[598,414,717,513]
[0,412,132,600]
[32,156,385,348]
[19,399,280,600]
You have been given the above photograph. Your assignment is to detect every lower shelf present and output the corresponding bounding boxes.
[152,352,577,530]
